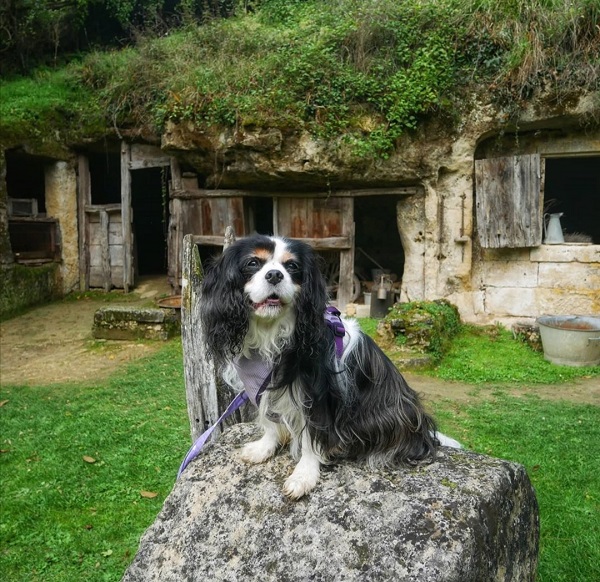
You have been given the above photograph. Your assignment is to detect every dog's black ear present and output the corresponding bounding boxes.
[199,246,249,364]
[292,242,329,351]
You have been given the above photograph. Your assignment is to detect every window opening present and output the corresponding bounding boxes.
[89,151,121,204]
[246,197,274,235]
[5,149,46,214]
[544,156,599,244]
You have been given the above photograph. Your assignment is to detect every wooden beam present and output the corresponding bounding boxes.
[84,204,122,213]
[171,186,420,199]
[288,236,353,250]
[120,142,133,293]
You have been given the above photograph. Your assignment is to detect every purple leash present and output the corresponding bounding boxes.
[177,391,249,478]
[177,306,346,478]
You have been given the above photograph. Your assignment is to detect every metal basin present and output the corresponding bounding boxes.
[536,315,600,367]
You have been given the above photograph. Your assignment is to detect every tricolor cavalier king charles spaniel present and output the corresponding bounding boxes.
[200,234,460,499]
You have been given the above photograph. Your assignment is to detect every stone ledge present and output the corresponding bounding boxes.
[92,306,180,341]
[123,424,539,582]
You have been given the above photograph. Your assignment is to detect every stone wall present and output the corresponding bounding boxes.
[0,262,61,319]
[45,161,79,294]
[470,245,600,326]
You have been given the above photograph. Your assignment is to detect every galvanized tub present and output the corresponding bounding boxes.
[536,315,600,367]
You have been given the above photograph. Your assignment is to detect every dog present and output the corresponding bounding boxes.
[200,234,460,499]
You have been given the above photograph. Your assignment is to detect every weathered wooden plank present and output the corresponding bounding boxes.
[181,231,250,443]
[475,154,542,248]
[170,158,182,191]
[120,142,133,292]
[89,222,122,243]
[100,209,111,292]
[85,204,122,214]
[90,265,124,288]
[171,187,420,199]
[286,236,352,250]
[169,198,246,291]
[167,197,181,291]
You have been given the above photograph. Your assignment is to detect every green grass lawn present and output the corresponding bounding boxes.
[1,332,599,581]
[0,341,189,581]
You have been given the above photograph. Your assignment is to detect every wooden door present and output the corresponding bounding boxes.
[168,195,245,291]
[86,205,125,290]
[275,197,355,306]
[78,155,126,291]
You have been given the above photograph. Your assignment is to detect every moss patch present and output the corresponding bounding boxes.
[380,299,461,365]
[0,262,61,320]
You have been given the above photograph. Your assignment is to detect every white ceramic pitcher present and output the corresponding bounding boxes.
[543,212,564,244]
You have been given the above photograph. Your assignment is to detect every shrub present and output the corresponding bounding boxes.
[383,299,461,362]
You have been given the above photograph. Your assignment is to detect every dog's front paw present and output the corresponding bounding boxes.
[240,439,277,464]
[283,465,320,500]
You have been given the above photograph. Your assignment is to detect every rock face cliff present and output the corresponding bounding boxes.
[123,424,539,582]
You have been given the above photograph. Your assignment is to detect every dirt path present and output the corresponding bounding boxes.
[0,278,170,386]
[1,288,598,405]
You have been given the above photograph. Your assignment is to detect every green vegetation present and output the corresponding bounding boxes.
[1,319,598,580]
[433,396,600,582]
[0,69,105,149]
[431,324,600,384]
[2,0,598,155]
[0,263,60,321]
[384,299,461,361]
[0,341,188,581]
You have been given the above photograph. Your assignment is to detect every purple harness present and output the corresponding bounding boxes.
[177,306,345,478]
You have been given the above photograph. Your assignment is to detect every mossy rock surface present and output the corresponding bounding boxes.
[0,263,61,320]
[380,300,461,364]
[92,306,180,340]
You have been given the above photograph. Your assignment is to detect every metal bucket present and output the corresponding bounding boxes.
[536,315,600,367]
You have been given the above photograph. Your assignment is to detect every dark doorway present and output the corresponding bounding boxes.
[544,156,600,244]
[131,168,170,275]
[354,196,405,284]
[247,197,274,235]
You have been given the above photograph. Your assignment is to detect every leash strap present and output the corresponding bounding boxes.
[177,306,346,478]
[177,391,249,478]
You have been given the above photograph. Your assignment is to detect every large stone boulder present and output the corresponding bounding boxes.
[123,424,539,582]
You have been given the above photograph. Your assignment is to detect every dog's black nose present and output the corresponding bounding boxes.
[265,269,284,285]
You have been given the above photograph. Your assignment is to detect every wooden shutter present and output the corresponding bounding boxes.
[475,154,544,248]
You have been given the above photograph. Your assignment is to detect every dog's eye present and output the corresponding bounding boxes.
[245,258,261,269]
[285,260,300,273]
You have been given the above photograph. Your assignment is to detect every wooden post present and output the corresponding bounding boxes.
[181,229,252,443]
[120,142,133,293]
